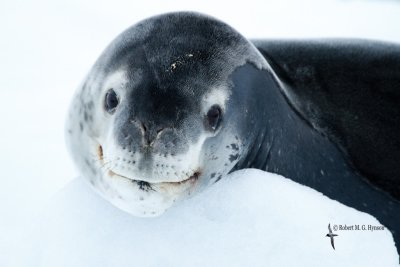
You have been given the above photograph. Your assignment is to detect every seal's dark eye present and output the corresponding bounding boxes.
[206,105,222,131]
[104,89,119,114]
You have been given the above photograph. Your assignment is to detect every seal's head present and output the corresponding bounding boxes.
[66,12,270,216]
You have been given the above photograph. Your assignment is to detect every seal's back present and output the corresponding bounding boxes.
[253,39,400,200]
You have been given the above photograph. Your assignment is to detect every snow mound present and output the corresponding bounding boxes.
[17,169,398,266]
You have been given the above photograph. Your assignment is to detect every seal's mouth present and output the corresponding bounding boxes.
[97,144,200,191]
[107,168,200,191]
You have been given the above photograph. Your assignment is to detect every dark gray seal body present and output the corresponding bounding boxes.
[65,12,400,254]
[249,39,400,254]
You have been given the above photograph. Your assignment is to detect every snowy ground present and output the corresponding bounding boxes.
[9,170,400,266]
[1,0,400,266]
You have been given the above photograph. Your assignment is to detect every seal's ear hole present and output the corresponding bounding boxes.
[104,89,119,114]
[205,105,222,131]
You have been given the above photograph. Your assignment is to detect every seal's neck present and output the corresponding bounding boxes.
[231,64,306,174]
[231,64,353,187]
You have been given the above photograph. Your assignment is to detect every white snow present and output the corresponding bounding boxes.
[11,170,399,266]
[1,0,400,266]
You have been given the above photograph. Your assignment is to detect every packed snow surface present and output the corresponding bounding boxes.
[14,170,399,266]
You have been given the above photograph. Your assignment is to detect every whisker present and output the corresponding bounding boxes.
[100,160,112,169]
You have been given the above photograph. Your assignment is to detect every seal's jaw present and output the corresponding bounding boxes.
[99,167,200,217]
[96,172,198,217]
[89,123,243,217]
[90,137,206,217]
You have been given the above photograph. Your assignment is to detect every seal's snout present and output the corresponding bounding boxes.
[123,118,177,153]
[138,120,166,147]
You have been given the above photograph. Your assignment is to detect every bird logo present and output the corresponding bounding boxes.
[326,223,338,250]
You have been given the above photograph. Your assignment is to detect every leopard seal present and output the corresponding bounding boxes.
[66,12,400,253]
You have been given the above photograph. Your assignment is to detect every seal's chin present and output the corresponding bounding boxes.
[93,144,202,217]
[94,166,201,217]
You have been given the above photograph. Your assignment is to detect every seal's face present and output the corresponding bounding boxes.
[66,12,267,216]
[94,68,236,216]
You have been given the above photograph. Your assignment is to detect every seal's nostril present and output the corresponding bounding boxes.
[146,137,152,146]
[141,122,147,133]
